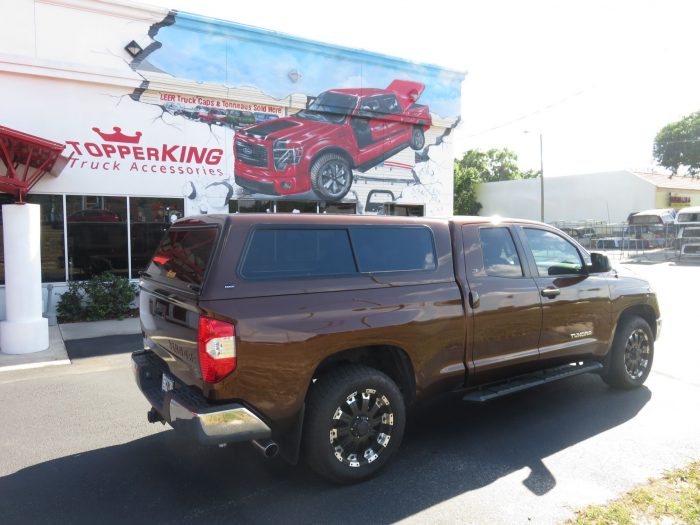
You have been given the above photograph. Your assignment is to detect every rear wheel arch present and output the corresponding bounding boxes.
[310,345,416,406]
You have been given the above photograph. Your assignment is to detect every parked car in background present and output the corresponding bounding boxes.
[627,208,677,248]
[198,107,227,126]
[67,209,121,222]
[226,110,257,129]
[675,205,700,257]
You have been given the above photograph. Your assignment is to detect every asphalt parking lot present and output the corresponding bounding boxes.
[1,259,698,525]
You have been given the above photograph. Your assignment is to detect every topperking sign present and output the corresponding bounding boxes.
[65,126,225,177]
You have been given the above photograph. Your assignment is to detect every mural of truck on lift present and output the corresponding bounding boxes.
[233,80,431,201]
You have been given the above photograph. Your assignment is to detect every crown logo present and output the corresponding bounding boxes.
[92,126,142,144]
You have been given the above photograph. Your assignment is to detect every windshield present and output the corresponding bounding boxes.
[296,92,357,124]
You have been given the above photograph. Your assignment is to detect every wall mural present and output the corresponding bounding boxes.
[128,11,463,216]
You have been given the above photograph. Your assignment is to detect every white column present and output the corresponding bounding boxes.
[0,203,49,354]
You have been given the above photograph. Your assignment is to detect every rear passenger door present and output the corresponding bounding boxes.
[516,226,612,363]
[461,225,542,383]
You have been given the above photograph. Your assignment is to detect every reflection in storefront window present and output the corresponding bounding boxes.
[0,194,15,285]
[229,199,358,214]
[230,199,274,213]
[66,195,128,280]
[130,197,184,276]
[320,202,357,214]
[0,194,65,284]
[27,194,66,282]
[276,201,318,213]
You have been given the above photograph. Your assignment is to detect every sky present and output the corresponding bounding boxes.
[143,0,700,176]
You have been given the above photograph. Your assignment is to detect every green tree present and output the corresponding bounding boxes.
[653,111,700,176]
[453,148,540,215]
[453,159,483,215]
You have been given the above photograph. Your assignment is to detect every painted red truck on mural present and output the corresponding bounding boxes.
[233,80,431,201]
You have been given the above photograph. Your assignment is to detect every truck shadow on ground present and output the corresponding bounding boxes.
[0,374,650,525]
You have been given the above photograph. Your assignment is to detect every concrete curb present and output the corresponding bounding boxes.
[0,325,70,373]
[0,318,141,372]
[59,318,140,341]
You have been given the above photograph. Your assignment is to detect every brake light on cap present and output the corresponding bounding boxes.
[198,316,236,383]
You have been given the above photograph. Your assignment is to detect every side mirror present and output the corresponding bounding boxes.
[589,252,611,273]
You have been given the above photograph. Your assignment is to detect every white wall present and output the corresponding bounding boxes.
[477,171,658,223]
[0,0,167,66]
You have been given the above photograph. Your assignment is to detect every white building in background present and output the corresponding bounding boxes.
[478,171,700,224]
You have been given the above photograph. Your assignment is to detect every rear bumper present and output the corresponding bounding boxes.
[131,350,271,446]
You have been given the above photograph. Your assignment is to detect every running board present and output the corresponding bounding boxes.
[463,361,604,402]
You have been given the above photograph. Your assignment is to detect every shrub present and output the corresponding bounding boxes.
[55,281,84,323]
[56,273,137,323]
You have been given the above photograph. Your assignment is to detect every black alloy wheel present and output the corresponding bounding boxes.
[330,388,395,468]
[304,364,406,484]
[603,316,654,389]
[623,328,651,380]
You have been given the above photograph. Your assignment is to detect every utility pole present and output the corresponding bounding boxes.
[539,133,544,222]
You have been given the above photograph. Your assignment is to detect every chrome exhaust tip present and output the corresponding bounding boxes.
[252,438,279,459]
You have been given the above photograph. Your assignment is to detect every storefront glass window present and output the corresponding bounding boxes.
[0,194,65,284]
[276,201,318,213]
[320,202,357,214]
[66,195,128,280]
[0,194,15,285]
[230,199,274,213]
[130,197,184,277]
[27,194,66,282]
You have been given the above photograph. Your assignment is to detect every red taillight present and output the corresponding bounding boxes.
[198,316,236,383]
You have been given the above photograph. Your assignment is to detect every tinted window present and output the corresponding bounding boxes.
[66,195,128,280]
[276,201,318,213]
[297,92,357,124]
[320,202,357,214]
[148,227,218,285]
[130,197,184,277]
[524,228,584,276]
[479,227,523,278]
[350,227,435,272]
[678,212,700,223]
[241,229,356,279]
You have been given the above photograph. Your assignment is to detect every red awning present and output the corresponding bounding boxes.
[0,125,65,201]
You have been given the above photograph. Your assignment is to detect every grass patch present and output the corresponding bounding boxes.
[569,461,700,524]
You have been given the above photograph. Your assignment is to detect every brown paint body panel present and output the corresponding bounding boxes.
[138,214,660,435]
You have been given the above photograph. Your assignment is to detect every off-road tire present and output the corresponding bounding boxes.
[309,153,353,201]
[303,364,406,484]
[603,316,654,389]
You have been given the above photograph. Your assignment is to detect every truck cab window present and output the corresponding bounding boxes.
[524,228,584,276]
[478,227,524,278]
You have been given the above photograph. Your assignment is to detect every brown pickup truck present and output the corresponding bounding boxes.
[132,214,661,483]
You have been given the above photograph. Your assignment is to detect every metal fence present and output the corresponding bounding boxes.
[551,220,680,262]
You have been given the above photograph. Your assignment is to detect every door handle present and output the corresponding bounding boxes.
[469,291,480,309]
[541,286,560,298]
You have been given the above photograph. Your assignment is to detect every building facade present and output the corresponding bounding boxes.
[477,170,700,224]
[0,0,464,319]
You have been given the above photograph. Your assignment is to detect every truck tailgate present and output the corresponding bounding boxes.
[141,283,203,388]
[139,223,221,389]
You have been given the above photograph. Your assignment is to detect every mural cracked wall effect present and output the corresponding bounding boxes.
[130,10,463,215]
